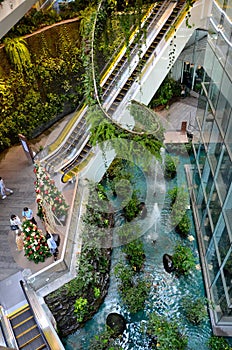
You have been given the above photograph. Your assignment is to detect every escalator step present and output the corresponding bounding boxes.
[16,324,38,339]
[19,333,44,350]
[13,315,34,329]
[9,306,30,320]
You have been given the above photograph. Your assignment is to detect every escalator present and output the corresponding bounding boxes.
[40,0,188,182]
[8,305,49,350]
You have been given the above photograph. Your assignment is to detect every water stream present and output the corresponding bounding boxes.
[64,154,212,350]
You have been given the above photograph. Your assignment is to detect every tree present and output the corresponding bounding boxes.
[4,37,31,73]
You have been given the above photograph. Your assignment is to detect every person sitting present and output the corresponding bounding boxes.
[10,214,22,234]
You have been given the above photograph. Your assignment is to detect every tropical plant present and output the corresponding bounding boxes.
[208,335,232,350]
[122,239,145,271]
[74,297,88,322]
[147,312,188,349]
[90,327,123,350]
[114,261,150,313]
[172,243,195,276]
[22,220,51,263]
[182,296,208,325]
[176,212,191,238]
[164,154,178,179]
[4,37,31,73]
[123,191,140,222]
[168,186,191,236]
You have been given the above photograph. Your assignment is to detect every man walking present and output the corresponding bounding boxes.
[0,177,13,199]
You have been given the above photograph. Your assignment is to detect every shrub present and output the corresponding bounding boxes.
[182,296,208,325]
[147,312,188,349]
[164,154,178,179]
[74,297,88,323]
[208,335,231,350]
[172,243,195,276]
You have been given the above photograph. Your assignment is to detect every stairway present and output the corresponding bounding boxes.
[8,305,49,350]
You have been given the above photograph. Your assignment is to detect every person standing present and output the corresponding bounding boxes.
[0,177,13,199]
[46,233,58,261]
[22,207,37,225]
[10,214,23,233]
[16,232,24,251]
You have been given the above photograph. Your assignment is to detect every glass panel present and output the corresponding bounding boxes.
[202,212,213,250]
[215,92,230,136]
[196,94,207,127]
[225,117,232,157]
[207,121,223,174]
[223,251,232,306]
[216,147,232,203]
[225,45,232,80]
[206,239,220,284]
[223,190,232,236]
[202,108,214,146]
[197,185,206,224]
[209,187,221,228]
[216,220,230,264]
[212,275,224,322]
[215,32,229,66]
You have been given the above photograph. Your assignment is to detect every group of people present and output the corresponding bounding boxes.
[0,177,13,199]
[10,208,59,261]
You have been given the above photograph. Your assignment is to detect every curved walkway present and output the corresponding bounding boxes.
[0,113,73,281]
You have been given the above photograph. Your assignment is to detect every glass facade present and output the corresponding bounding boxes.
[192,0,232,334]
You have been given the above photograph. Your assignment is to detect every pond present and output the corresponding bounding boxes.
[63,151,212,350]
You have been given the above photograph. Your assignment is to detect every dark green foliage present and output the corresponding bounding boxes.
[90,327,123,350]
[164,154,178,179]
[176,212,191,238]
[123,191,140,222]
[147,312,188,349]
[208,335,232,350]
[114,262,150,313]
[182,296,208,325]
[172,243,195,276]
[168,186,191,237]
[122,239,145,271]
[149,77,182,108]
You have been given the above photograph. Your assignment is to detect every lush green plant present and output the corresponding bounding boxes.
[90,327,123,350]
[114,262,150,313]
[147,312,188,349]
[172,243,195,276]
[122,239,145,271]
[123,191,140,222]
[4,37,31,73]
[74,297,88,322]
[176,212,191,238]
[94,287,101,299]
[208,335,232,350]
[168,186,191,236]
[182,296,208,325]
[164,154,178,179]
[149,77,182,108]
